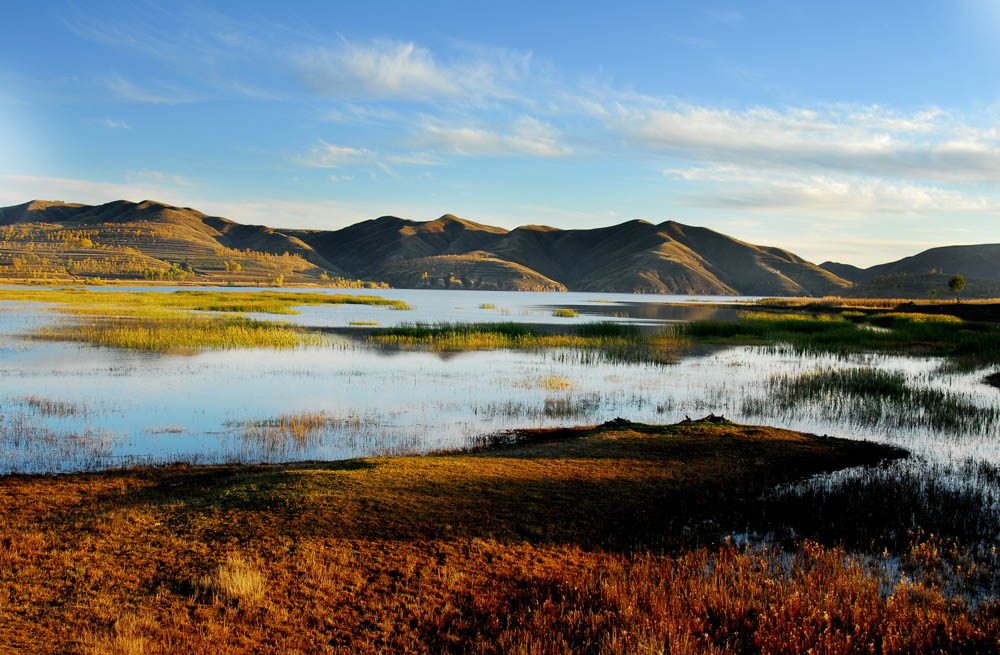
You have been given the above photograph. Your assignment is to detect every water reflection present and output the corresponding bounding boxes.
[0,297,997,475]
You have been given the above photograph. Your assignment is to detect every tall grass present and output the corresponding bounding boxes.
[745,367,1000,434]
[365,321,686,364]
[685,312,1000,363]
[31,314,329,351]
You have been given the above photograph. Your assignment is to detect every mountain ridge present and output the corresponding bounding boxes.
[1,198,987,296]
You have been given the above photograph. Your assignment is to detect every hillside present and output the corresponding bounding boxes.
[0,199,850,294]
[823,244,1000,285]
[820,243,1000,299]
[293,215,851,295]
[0,200,366,287]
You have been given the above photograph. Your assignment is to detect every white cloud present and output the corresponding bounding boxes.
[125,169,196,187]
[294,38,528,102]
[293,140,440,172]
[104,118,130,129]
[620,104,1000,183]
[665,165,1000,216]
[414,116,573,157]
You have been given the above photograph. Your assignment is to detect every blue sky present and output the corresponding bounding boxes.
[2,1,999,266]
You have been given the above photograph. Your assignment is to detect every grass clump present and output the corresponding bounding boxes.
[365,321,684,364]
[746,367,1000,434]
[685,311,1000,364]
[31,314,329,352]
[199,553,267,606]
[552,308,578,318]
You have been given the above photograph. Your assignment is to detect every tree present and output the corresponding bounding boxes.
[948,274,966,303]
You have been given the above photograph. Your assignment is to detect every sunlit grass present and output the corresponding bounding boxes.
[30,314,330,351]
[685,312,1000,363]
[0,288,411,314]
[758,296,1000,310]
[552,308,578,317]
[365,321,687,364]
[13,419,979,655]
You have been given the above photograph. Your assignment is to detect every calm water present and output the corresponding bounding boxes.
[0,288,997,474]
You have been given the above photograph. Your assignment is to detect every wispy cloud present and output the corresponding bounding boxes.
[294,38,529,103]
[707,9,744,25]
[414,116,573,157]
[104,75,192,104]
[125,169,196,187]
[104,118,130,129]
[617,104,1000,183]
[293,140,440,174]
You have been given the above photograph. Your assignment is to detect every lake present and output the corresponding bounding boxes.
[0,287,997,477]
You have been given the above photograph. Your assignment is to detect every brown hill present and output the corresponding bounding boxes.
[293,215,851,295]
[0,199,850,294]
[0,199,355,285]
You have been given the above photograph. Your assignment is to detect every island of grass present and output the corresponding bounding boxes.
[2,288,410,351]
[4,417,995,654]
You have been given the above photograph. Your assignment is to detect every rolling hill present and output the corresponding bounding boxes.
[821,244,1000,299]
[0,197,942,296]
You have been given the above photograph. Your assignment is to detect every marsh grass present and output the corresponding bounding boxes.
[758,296,1000,310]
[686,312,1000,363]
[9,394,85,417]
[746,367,1000,434]
[31,314,330,351]
[227,410,384,457]
[365,321,687,364]
[525,375,572,391]
[552,308,578,317]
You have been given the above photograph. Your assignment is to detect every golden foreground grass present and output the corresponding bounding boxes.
[2,419,996,654]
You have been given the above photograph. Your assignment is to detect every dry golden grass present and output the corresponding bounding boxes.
[759,296,1000,309]
[0,419,994,654]
[199,553,267,606]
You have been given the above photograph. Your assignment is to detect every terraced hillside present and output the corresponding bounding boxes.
[0,200,373,286]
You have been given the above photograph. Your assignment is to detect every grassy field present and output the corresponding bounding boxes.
[8,418,994,655]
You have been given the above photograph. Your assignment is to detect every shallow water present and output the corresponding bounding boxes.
[0,290,997,474]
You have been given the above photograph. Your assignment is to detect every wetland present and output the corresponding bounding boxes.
[1,286,999,653]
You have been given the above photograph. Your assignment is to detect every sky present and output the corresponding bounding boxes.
[1,1,999,267]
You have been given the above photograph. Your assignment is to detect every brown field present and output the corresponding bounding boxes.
[2,418,995,654]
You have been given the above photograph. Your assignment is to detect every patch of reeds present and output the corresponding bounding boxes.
[552,308,578,317]
[365,321,686,364]
[8,395,85,417]
[30,314,330,351]
[745,367,1000,434]
[685,312,1000,363]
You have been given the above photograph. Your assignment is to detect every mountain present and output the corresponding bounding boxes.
[821,244,1000,299]
[291,216,851,295]
[0,199,852,294]
[0,199,353,285]
[819,261,868,283]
